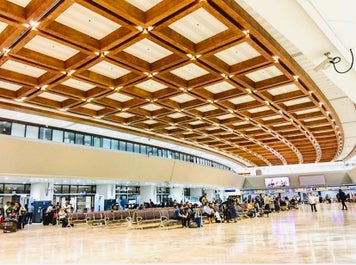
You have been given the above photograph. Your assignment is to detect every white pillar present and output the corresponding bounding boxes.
[30,183,53,201]
[170,187,184,203]
[96,184,116,199]
[140,185,157,204]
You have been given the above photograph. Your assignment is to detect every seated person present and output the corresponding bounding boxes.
[203,202,215,223]
[173,204,188,228]
[246,201,256,217]
[185,202,196,227]
[58,208,69,227]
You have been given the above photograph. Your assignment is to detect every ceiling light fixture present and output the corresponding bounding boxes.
[243,29,250,36]
[14,97,27,102]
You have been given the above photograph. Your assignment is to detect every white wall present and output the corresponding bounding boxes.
[0,135,244,188]
[243,172,352,190]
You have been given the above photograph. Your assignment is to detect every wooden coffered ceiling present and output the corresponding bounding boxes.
[0,0,343,167]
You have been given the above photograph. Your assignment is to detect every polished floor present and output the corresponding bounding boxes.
[1,203,355,264]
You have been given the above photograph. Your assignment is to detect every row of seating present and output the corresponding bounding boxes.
[66,207,181,229]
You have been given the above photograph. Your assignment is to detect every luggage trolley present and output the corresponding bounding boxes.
[1,217,18,233]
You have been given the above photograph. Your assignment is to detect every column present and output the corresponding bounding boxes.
[96,184,116,199]
[30,182,53,201]
[170,186,184,203]
[140,185,156,205]
[96,184,116,211]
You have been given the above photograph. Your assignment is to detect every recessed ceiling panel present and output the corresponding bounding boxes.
[144,120,158,124]
[107,93,133,102]
[24,36,79,61]
[217,114,235,120]
[196,105,218,112]
[190,120,205,125]
[170,94,196,103]
[8,0,31,7]
[204,81,235,93]
[245,65,283,82]
[248,106,270,113]
[123,38,173,63]
[214,42,260,65]
[294,108,319,115]
[61,78,96,91]
[126,0,162,12]
[135,80,167,92]
[38,92,67,102]
[141,104,161,111]
[89,61,130,79]
[168,8,228,43]
[115,112,134,118]
[170,63,209,80]
[1,60,46,77]
[228,95,255,105]
[83,103,104,110]
[0,21,7,33]
[55,3,121,40]
[283,97,311,107]
[0,80,22,91]
[268,83,300,96]
[168,113,185,119]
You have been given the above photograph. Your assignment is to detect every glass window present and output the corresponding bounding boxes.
[103,138,111,149]
[84,135,92,146]
[93,136,101,147]
[64,131,75,143]
[25,125,39,139]
[11,123,25,137]
[39,127,52,140]
[4,183,27,194]
[119,141,126,151]
[75,133,84,145]
[70,185,78,193]
[152,147,157,156]
[54,185,62,193]
[0,121,11,135]
[61,185,70,194]
[111,139,119,150]
[52,129,63,142]
[163,150,168,158]
[140,145,146,154]
[133,143,140,153]
[126,142,133,152]
[78,185,92,193]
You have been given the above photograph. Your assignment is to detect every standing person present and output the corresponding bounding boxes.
[18,204,27,229]
[308,193,317,212]
[338,189,348,210]
[199,193,208,206]
[26,203,34,224]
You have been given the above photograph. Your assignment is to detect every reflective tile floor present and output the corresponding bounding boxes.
[1,203,356,264]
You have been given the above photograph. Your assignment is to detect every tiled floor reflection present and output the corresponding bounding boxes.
[1,203,355,264]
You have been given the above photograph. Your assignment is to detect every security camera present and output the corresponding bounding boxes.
[313,52,333,72]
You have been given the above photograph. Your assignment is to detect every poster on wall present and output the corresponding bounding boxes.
[264,177,290,188]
